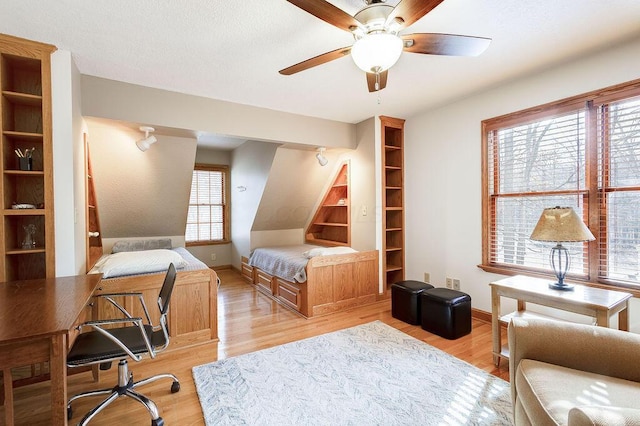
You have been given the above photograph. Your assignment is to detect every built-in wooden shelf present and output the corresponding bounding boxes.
[0,34,56,281]
[306,162,350,247]
[381,116,406,292]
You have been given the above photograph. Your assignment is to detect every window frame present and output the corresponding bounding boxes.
[185,163,231,246]
[480,77,640,292]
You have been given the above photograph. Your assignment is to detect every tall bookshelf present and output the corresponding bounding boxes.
[306,161,350,246]
[0,34,56,280]
[381,116,405,292]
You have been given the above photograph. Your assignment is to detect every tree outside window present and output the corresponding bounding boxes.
[481,80,640,288]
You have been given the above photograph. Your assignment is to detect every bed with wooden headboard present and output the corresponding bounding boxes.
[242,245,379,318]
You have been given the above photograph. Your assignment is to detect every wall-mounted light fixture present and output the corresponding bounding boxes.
[136,126,157,152]
[237,185,247,192]
[316,147,328,167]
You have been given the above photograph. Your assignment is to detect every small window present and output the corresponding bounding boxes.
[185,164,230,245]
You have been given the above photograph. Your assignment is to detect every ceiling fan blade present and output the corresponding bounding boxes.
[279,46,352,75]
[286,0,362,33]
[366,70,388,92]
[402,33,491,56]
[386,0,445,29]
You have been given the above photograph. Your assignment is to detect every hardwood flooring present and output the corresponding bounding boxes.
[1,269,509,425]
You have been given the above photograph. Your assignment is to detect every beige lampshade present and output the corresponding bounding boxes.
[530,206,595,242]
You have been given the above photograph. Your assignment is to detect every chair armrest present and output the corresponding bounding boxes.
[509,318,640,382]
[78,317,143,329]
[569,406,640,426]
[96,292,144,298]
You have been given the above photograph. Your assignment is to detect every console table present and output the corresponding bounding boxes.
[490,275,632,367]
[0,274,102,425]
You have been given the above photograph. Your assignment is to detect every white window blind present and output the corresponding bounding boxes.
[597,96,640,283]
[483,80,640,287]
[487,110,589,278]
[186,166,228,243]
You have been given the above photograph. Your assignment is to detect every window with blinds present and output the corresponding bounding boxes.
[481,79,640,287]
[486,110,589,278]
[185,164,229,244]
[597,96,640,283]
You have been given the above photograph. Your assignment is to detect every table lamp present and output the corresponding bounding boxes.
[529,206,595,291]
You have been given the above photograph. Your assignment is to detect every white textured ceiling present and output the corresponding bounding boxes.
[1,0,639,124]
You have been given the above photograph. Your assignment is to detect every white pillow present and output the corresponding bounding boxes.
[93,249,187,278]
[303,246,357,259]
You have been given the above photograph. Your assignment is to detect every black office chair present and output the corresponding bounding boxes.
[67,263,180,426]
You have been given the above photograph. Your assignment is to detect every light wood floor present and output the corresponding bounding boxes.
[2,269,510,425]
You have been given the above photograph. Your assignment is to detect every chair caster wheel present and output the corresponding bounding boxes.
[67,407,73,420]
[152,417,165,426]
[171,381,180,393]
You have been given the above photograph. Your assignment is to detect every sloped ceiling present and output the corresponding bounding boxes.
[85,119,197,238]
[252,148,342,232]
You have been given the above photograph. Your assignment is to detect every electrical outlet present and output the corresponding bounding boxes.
[446,278,453,289]
[453,279,461,291]
[424,272,430,283]
[210,253,217,261]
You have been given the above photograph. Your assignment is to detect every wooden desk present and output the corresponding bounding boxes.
[0,274,102,425]
[490,275,632,367]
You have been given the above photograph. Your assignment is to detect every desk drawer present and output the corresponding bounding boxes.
[68,301,94,350]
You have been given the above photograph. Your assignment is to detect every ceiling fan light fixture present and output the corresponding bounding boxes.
[351,32,403,73]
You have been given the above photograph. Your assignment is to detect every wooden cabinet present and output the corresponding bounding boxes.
[93,268,219,350]
[275,277,304,312]
[255,268,276,295]
[381,116,405,292]
[306,161,350,246]
[240,256,255,283]
[0,34,56,280]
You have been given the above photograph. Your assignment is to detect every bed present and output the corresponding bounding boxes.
[88,239,218,350]
[244,244,379,317]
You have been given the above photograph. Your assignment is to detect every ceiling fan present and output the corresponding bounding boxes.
[279,0,491,92]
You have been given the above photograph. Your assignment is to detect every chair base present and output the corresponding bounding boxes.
[68,359,180,425]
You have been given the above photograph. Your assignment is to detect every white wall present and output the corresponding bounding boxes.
[51,49,85,275]
[404,37,640,329]
[251,229,304,249]
[81,76,356,149]
[348,118,377,252]
[230,141,279,267]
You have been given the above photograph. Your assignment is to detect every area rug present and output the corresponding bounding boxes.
[193,321,512,425]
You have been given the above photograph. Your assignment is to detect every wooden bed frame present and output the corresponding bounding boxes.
[93,267,218,350]
[241,250,379,318]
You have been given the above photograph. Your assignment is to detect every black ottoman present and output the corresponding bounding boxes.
[391,280,435,325]
[420,288,471,339]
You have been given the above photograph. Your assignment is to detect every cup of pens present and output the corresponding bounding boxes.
[16,147,34,171]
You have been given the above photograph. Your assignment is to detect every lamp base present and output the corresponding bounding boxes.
[548,282,574,291]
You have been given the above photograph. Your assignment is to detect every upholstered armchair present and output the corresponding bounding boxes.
[508,317,640,425]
